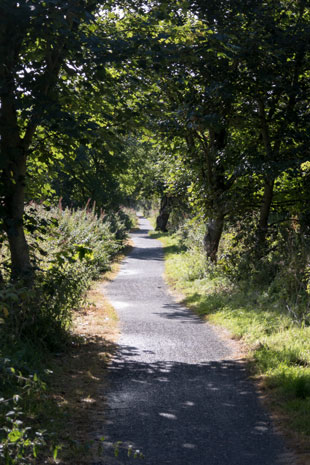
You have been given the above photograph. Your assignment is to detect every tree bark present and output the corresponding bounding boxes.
[3,160,33,281]
[203,214,225,263]
[256,178,274,253]
[186,128,230,263]
[0,70,33,279]
[1,112,33,281]
[156,195,172,232]
[256,99,275,254]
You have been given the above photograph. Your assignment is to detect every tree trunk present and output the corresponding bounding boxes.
[0,79,33,281]
[2,152,33,281]
[256,178,274,254]
[204,214,225,263]
[155,195,171,232]
[256,99,275,254]
[0,3,85,282]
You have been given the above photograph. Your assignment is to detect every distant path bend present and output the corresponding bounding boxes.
[98,217,293,465]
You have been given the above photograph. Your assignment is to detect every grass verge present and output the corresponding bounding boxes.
[150,230,310,461]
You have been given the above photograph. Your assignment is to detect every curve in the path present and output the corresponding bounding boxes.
[96,217,293,465]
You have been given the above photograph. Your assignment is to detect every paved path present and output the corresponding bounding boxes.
[98,217,293,465]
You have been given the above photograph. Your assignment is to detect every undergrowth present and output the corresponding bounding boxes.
[0,203,136,464]
[150,220,310,440]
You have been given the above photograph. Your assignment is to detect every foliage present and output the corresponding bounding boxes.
[0,203,134,464]
[0,0,145,279]
[1,203,133,349]
[0,357,49,465]
[1,0,310,456]
[132,0,310,260]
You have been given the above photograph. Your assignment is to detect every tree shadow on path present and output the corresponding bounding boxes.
[91,344,293,465]
[154,302,205,324]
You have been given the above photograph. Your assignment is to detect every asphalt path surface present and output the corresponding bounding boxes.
[96,217,293,465]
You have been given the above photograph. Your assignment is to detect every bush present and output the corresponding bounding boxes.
[176,217,206,250]
[0,356,48,465]
[1,203,133,350]
[267,230,310,325]
[167,215,310,325]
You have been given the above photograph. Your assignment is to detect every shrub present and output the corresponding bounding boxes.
[1,203,133,350]
[0,202,135,464]
[0,356,48,465]
[166,214,310,324]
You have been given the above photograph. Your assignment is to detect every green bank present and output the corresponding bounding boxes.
[150,226,310,443]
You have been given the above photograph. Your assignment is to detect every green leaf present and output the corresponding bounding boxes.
[8,429,23,443]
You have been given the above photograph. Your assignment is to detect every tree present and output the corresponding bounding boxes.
[0,0,140,280]
[133,6,245,259]
[141,0,310,260]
